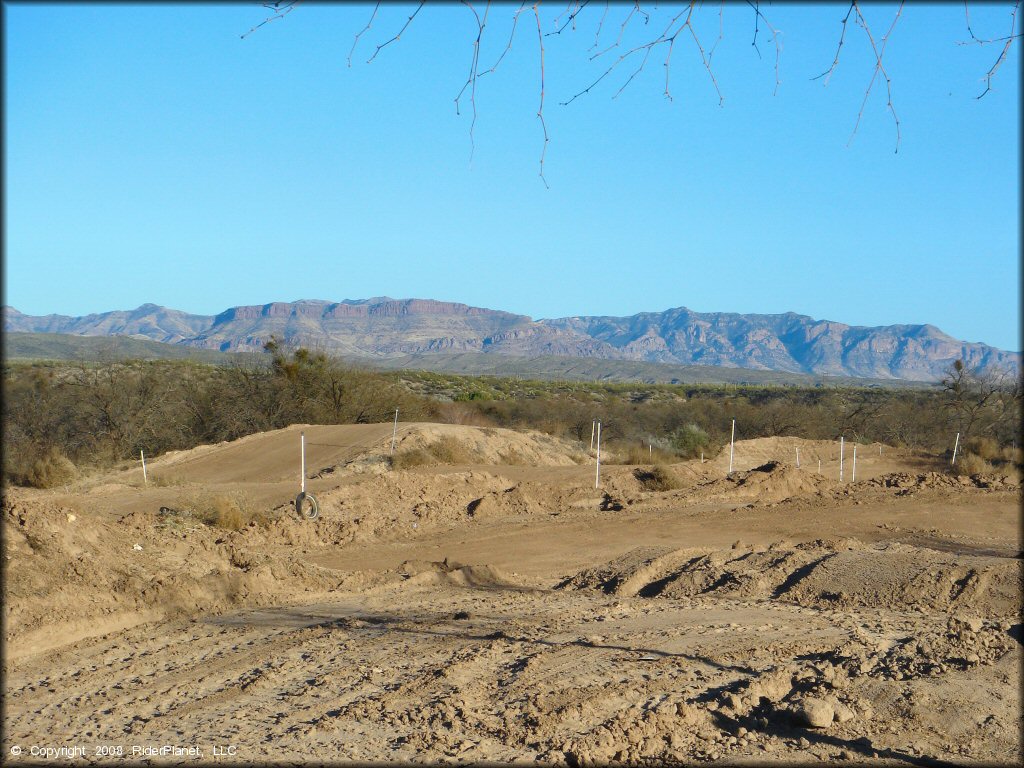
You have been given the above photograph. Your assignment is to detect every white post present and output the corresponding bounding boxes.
[729,419,736,474]
[300,431,306,494]
[839,436,845,482]
[649,444,653,459]
[700,451,704,464]
[852,445,857,482]
[880,445,883,456]
[951,432,960,466]
[818,459,821,473]
[140,449,147,485]
[595,422,602,489]
[795,447,800,468]
[590,420,596,451]
[391,408,399,455]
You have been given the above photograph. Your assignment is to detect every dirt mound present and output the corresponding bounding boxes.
[560,539,1022,617]
[2,492,366,657]
[865,471,1019,494]
[391,423,582,467]
[693,461,836,504]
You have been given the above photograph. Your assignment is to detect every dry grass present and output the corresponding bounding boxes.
[1000,445,1022,466]
[179,491,260,531]
[966,436,1000,461]
[634,464,683,492]
[619,444,678,465]
[149,473,186,488]
[391,436,481,470]
[24,448,78,489]
[956,452,994,476]
[497,448,530,465]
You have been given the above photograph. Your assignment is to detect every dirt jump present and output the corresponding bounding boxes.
[3,423,1020,764]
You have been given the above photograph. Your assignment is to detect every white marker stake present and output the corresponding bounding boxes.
[880,445,883,456]
[701,452,704,464]
[650,444,653,459]
[590,420,596,451]
[595,422,602,489]
[140,449,147,485]
[951,432,960,466]
[852,445,857,483]
[391,408,399,456]
[300,431,306,494]
[795,447,800,468]
[839,436,845,482]
[818,459,821,473]
[729,419,736,474]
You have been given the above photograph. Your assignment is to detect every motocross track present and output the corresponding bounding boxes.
[3,423,1021,765]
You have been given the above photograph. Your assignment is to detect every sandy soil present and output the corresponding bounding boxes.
[3,423,1021,765]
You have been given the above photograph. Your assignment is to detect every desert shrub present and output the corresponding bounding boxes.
[956,452,993,476]
[966,436,1001,461]
[391,436,483,469]
[436,401,495,426]
[184,491,254,531]
[497,448,529,465]
[999,445,1022,466]
[23,447,78,489]
[634,464,682,492]
[390,448,432,470]
[669,423,710,459]
[618,443,678,465]
[427,436,477,464]
[149,473,186,487]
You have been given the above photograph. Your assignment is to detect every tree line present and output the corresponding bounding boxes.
[3,343,1019,487]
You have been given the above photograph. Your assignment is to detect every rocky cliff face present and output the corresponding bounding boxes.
[4,299,1018,381]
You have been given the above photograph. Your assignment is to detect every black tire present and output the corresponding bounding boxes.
[295,491,319,520]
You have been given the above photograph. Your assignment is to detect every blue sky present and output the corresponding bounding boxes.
[4,2,1020,350]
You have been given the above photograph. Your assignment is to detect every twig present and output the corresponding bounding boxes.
[589,0,611,51]
[547,0,590,37]
[590,2,640,60]
[848,1,904,153]
[566,1,724,107]
[480,2,528,76]
[367,1,425,64]
[347,2,381,67]
[963,0,1021,99]
[241,1,300,40]
[533,3,550,188]
[812,2,855,85]
[454,1,491,162]
[746,0,781,95]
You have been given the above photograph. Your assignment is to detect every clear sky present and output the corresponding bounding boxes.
[4,2,1020,351]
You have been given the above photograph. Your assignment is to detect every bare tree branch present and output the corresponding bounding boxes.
[347,2,380,68]
[366,1,425,64]
[479,2,528,77]
[848,1,903,153]
[241,1,300,40]
[566,2,724,107]
[533,3,550,189]
[454,1,491,162]
[589,0,611,52]
[812,2,855,85]
[547,0,590,37]
[746,0,782,95]
[959,0,1022,98]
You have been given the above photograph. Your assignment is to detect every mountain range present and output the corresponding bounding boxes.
[4,298,1018,382]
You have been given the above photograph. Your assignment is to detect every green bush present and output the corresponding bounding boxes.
[669,424,710,459]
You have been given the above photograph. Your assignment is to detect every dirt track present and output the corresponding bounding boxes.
[3,424,1021,765]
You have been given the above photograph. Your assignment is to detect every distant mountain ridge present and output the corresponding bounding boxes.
[3,298,1018,381]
